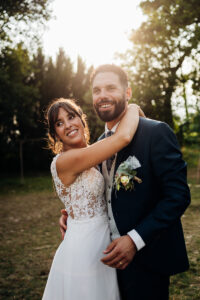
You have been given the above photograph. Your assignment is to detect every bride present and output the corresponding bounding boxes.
[42,98,142,300]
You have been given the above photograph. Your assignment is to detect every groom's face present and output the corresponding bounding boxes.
[92,72,127,122]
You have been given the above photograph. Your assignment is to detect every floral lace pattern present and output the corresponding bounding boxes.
[51,154,107,220]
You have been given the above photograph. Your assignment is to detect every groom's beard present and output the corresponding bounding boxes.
[93,96,126,122]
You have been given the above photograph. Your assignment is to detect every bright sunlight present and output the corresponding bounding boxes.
[42,0,146,67]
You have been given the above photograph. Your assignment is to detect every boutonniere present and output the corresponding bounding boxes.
[114,156,142,191]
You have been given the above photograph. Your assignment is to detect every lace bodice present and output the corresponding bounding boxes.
[51,154,107,221]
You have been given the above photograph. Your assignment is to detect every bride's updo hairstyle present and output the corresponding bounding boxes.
[46,98,90,154]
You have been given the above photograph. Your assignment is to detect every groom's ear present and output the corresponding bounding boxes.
[126,86,132,101]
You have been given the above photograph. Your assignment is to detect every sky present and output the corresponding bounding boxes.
[41,0,196,118]
[42,0,146,67]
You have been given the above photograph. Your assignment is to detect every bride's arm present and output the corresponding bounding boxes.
[57,104,141,181]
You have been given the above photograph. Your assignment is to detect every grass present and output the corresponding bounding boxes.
[169,184,200,299]
[0,147,199,299]
[0,175,53,195]
[0,189,63,300]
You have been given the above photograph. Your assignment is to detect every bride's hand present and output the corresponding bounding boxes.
[138,106,146,118]
[128,103,146,118]
[115,103,145,143]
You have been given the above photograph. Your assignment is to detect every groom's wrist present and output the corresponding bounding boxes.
[127,229,145,251]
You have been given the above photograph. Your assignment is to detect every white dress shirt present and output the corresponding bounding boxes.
[104,123,145,251]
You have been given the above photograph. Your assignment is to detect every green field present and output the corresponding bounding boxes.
[0,149,199,299]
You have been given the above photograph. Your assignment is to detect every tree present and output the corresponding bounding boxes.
[0,43,104,174]
[0,0,52,50]
[121,0,200,128]
[0,44,39,139]
[72,56,90,103]
[0,44,40,172]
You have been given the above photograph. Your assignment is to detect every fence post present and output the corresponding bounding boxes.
[19,140,24,184]
[197,156,200,184]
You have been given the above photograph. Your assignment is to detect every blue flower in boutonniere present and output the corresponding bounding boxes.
[114,156,142,191]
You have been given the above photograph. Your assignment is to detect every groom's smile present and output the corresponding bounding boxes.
[98,100,114,111]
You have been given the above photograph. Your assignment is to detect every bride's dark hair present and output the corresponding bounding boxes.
[45,98,90,154]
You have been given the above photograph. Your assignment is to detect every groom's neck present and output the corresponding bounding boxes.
[106,109,126,130]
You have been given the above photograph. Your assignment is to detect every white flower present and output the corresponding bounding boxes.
[120,175,130,186]
[114,155,142,192]
[125,156,141,169]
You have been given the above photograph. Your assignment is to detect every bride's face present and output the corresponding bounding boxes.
[54,107,87,151]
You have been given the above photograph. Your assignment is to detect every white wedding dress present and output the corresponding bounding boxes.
[42,154,120,300]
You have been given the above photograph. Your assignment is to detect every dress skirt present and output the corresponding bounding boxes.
[42,214,121,300]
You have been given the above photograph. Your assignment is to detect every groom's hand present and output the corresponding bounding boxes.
[101,235,137,270]
[59,209,68,240]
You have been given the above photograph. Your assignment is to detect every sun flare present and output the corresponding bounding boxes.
[43,0,145,67]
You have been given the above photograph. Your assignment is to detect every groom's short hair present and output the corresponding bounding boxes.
[90,64,128,88]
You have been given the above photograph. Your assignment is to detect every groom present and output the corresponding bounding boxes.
[60,64,190,299]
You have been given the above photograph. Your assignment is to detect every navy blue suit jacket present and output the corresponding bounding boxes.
[100,117,190,281]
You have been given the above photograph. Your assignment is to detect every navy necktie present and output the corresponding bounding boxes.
[106,131,115,173]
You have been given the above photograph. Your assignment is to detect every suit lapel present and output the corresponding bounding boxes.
[98,132,133,175]
[114,142,132,175]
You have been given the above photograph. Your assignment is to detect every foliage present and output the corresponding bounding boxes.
[183,112,200,145]
[175,111,200,146]
[181,145,200,187]
[2,0,199,174]
[0,45,103,174]
[0,45,39,139]
[32,48,102,143]
[0,0,52,50]
[120,0,200,128]
[0,0,102,175]
[0,44,42,172]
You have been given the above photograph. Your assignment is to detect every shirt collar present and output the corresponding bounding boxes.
[105,122,120,134]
